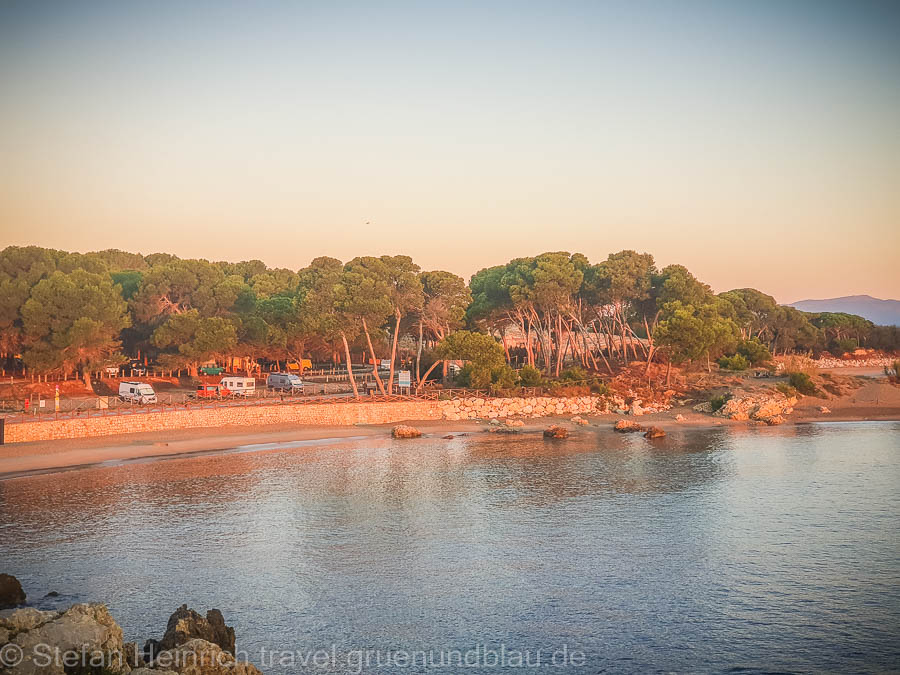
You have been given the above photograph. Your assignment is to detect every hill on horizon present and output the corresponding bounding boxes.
[789,295,900,326]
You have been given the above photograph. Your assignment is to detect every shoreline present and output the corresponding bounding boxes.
[2,403,897,480]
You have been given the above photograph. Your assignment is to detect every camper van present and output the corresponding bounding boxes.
[119,381,157,404]
[220,376,256,397]
[266,372,303,393]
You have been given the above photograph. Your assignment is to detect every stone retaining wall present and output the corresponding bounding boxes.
[442,395,607,420]
[4,400,443,444]
[3,395,613,444]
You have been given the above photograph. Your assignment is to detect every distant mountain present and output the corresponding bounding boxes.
[789,295,900,326]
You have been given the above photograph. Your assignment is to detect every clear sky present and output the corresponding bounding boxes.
[1,0,898,303]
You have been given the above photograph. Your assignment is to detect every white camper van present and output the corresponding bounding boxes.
[220,376,256,397]
[266,372,303,392]
[119,381,157,404]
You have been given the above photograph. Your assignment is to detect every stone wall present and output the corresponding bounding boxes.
[4,400,443,444]
[3,395,613,444]
[442,395,607,420]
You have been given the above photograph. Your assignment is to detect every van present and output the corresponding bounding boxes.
[119,381,157,404]
[220,376,256,397]
[266,372,303,392]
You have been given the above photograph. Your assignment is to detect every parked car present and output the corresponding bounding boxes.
[119,381,157,404]
[200,364,225,376]
[194,384,228,399]
[220,376,256,396]
[266,372,303,392]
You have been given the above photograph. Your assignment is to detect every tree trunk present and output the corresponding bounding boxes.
[665,359,672,387]
[361,318,387,395]
[388,310,401,395]
[416,319,423,384]
[416,359,443,393]
[340,332,360,398]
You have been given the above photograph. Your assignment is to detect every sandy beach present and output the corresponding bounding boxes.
[2,377,897,479]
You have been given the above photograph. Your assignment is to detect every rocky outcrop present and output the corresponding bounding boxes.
[0,603,130,675]
[150,639,261,675]
[1,603,259,675]
[0,575,26,610]
[144,606,235,661]
[391,425,422,439]
[643,426,666,439]
[543,425,569,439]
[614,419,644,433]
[715,394,798,423]
[570,416,588,426]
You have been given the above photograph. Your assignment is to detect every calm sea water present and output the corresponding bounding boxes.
[2,422,899,673]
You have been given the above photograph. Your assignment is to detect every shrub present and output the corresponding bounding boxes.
[788,371,819,396]
[517,364,543,387]
[491,364,518,390]
[781,355,818,377]
[833,338,858,354]
[710,393,732,412]
[776,382,796,396]
[559,366,588,383]
[718,354,750,371]
[736,338,772,366]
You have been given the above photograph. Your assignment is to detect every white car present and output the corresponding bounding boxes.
[119,381,157,404]
[266,372,303,392]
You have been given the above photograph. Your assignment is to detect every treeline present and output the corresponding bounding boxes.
[1,246,897,391]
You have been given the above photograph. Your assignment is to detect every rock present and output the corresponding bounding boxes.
[0,607,59,633]
[0,574,26,609]
[693,402,713,413]
[819,406,831,414]
[4,603,129,675]
[765,415,786,426]
[145,605,236,660]
[543,425,569,439]
[489,418,500,425]
[442,434,454,439]
[391,425,422,439]
[505,418,524,427]
[570,416,588,426]
[674,414,686,422]
[151,639,261,675]
[643,426,666,439]
[614,419,644,433]
[44,591,59,598]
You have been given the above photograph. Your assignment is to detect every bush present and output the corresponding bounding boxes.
[788,371,819,396]
[776,382,796,396]
[492,364,518,390]
[710,393,732,412]
[718,354,750,371]
[736,338,772,366]
[517,364,543,387]
[833,338,859,354]
[559,366,588,383]
[781,355,818,377]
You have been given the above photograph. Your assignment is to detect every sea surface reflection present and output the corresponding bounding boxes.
[2,422,899,673]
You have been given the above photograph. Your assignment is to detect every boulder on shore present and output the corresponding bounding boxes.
[543,425,569,439]
[151,639,261,675]
[144,605,236,661]
[643,426,666,439]
[570,416,589,426]
[614,419,644,433]
[0,573,26,609]
[1,603,130,675]
[391,425,422,439]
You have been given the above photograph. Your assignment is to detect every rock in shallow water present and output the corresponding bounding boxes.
[543,425,569,439]
[144,605,235,661]
[0,574,26,609]
[643,426,666,439]
[391,425,422,439]
[614,419,644,433]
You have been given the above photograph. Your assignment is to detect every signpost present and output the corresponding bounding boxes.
[398,370,411,392]
[55,385,60,412]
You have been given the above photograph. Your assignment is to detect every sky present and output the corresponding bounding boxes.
[1,0,898,303]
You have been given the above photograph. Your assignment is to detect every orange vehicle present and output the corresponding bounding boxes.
[195,384,230,399]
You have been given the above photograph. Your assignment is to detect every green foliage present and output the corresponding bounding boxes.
[776,382,797,396]
[787,371,819,396]
[436,330,506,388]
[20,269,131,377]
[491,364,518,390]
[833,337,859,353]
[735,338,772,366]
[517,364,543,387]
[152,311,238,371]
[654,302,738,363]
[718,354,750,371]
[710,393,732,412]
